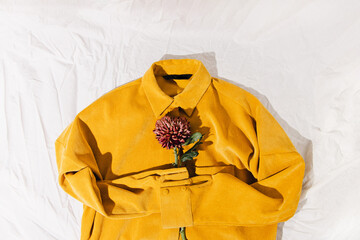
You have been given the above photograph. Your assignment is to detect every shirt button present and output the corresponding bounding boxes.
[181,186,187,191]
[162,189,169,195]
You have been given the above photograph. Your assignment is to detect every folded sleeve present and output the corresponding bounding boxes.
[54,115,162,219]
[187,98,306,226]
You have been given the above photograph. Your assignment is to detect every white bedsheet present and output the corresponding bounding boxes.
[1,1,359,239]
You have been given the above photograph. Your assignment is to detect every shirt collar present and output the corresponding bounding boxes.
[142,59,212,118]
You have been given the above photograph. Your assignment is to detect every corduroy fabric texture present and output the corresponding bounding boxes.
[55,58,305,240]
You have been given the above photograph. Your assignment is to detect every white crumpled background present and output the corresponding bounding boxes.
[0,1,359,239]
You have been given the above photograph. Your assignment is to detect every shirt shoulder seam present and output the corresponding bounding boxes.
[214,81,256,117]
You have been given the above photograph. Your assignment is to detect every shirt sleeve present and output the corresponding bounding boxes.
[158,98,306,228]
[55,115,163,220]
[190,98,305,226]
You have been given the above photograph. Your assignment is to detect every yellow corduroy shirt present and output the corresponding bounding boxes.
[55,58,305,240]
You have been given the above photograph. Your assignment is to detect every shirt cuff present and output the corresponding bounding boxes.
[159,174,214,228]
[160,184,193,228]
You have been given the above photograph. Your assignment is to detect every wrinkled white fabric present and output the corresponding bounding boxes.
[0,1,359,239]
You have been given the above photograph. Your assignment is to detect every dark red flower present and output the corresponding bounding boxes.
[153,115,191,149]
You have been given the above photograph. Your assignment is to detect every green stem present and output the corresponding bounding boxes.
[174,146,178,167]
[174,147,187,239]
[180,227,187,240]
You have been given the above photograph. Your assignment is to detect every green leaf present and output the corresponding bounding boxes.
[180,132,203,163]
[180,150,200,162]
[187,151,198,158]
[181,156,193,162]
[182,132,203,146]
[191,132,203,142]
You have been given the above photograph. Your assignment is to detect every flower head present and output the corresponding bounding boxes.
[153,115,191,149]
